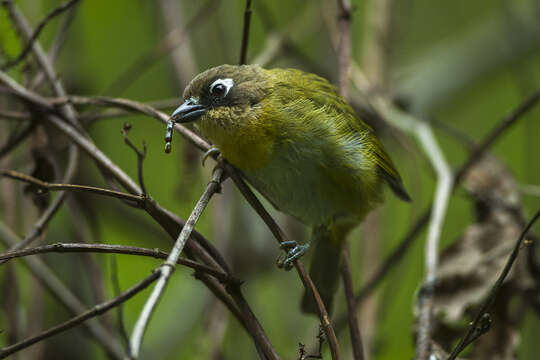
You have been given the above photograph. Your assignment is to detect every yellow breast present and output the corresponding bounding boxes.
[196,105,275,170]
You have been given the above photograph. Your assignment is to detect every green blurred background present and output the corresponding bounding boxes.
[1,0,540,359]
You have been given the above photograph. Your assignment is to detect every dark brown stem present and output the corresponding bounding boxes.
[341,246,365,360]
[239,0,252,65]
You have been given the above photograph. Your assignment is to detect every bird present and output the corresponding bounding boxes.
[170,64,410,314]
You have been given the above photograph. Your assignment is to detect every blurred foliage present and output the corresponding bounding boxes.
[1,0,540,359]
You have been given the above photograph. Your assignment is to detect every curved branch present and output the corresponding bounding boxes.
[0,242,229,282]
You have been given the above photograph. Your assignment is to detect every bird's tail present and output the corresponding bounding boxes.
[301,223,352,315]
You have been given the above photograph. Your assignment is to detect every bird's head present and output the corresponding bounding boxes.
[170,64,269,128]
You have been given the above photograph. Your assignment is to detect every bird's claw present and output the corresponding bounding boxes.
[277,241,310,270]
[202,147,221,167]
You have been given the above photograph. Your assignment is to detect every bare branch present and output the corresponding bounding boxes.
[0,242,229,282]
[80,98,179,124]
[1,169,144,204]
[0,272,159,359]
[447,209,540,360]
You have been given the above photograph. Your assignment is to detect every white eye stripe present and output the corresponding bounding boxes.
[210,78,234,97]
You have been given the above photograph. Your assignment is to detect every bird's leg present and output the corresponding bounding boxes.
[202,147,221,167]
[277,240,310,270]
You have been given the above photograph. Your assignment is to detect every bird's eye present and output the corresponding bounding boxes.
[211,83,227,97]
[209,78,234,99]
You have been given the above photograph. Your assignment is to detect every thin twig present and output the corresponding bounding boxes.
[80,98,180,124]
[447,209,540,360]
[0,271,159,359]
[239,0,252,65]
[30,0,81,90]
[340,247,365,360]
[121,123,148,195]
[1,170,144,204]
[50,94,211,152]
[0,0,80,70]
[0,242,229,282]
[129,167,226,358]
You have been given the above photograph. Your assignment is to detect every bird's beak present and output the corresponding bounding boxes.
[170,99,207,123]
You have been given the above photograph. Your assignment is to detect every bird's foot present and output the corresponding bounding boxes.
[277,241,310,270]
[202,147,221,167]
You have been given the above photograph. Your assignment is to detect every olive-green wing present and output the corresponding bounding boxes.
[269,68,411,201]
[365,134,411,201]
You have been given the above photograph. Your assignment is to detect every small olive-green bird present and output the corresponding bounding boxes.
[171,64,410,314]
